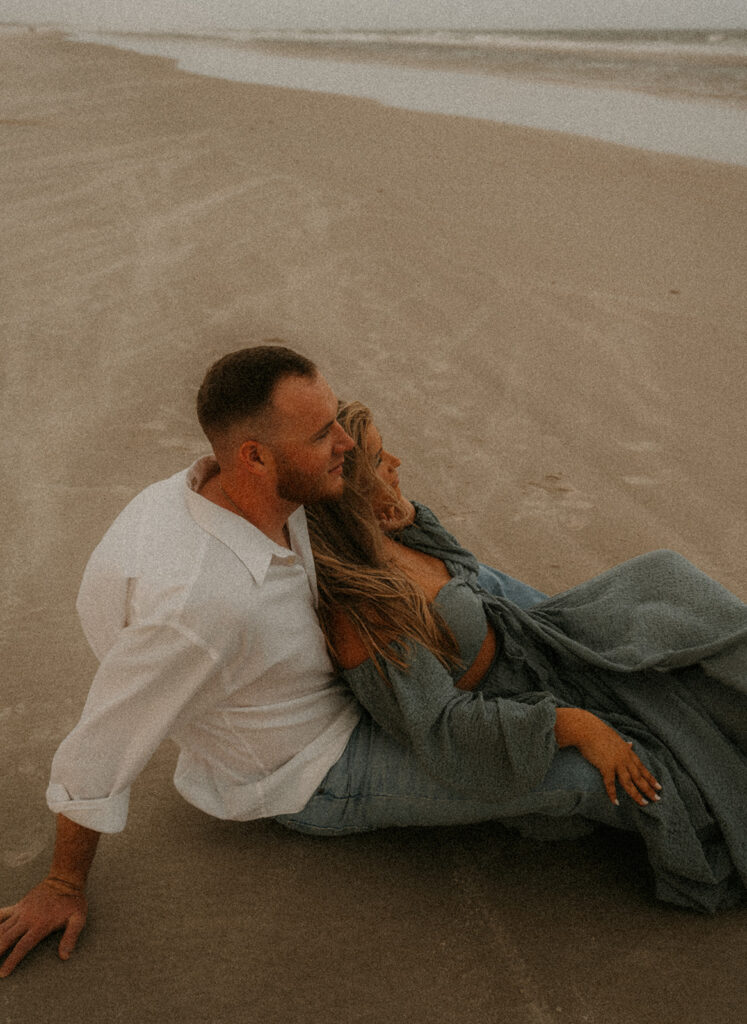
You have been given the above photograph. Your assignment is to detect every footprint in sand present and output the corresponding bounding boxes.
[514,474,594,530]
[141,407,205,454]
[621,470,677,488]
[2,835,47,869]
[622,475,659,486]
[617,440,660,454]
[616,441,674,488]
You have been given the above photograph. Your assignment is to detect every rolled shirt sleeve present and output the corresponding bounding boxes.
[47,620,222,833]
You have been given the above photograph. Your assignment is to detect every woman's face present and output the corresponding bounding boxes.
[364,422,403,510]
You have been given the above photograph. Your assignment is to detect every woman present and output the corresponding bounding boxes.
[299,401,747,914]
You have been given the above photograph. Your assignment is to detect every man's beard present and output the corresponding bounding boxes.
[274,456,340,505]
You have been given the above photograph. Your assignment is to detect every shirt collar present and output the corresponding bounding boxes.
[184,456,305,586]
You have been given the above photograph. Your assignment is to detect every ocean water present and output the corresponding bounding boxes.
[239,28,747,104]
[50,27,747,164]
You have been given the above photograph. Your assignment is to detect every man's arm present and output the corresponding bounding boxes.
[0,815,100,978]
[2,620,223,978]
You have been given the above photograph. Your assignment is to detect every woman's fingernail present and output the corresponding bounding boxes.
[640,799,649,806]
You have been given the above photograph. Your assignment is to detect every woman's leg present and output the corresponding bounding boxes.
[276,714,640,836]
[476,563,548,609]
[507,746,642,832]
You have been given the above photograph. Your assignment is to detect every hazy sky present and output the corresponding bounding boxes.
[1,1,744,32]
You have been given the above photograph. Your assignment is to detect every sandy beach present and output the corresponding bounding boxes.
[1,30,746,1023]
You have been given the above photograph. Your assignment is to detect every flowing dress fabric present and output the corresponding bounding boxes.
[343,504,747,913]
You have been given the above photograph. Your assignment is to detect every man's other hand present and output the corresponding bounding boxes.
[0,878,87,977]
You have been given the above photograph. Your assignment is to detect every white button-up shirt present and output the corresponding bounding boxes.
[46,457,361,833]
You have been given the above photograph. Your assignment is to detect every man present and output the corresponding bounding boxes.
[0,346,360,976]
[1,344,630,977]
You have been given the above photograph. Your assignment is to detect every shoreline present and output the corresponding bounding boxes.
[7,22,743,109]
[58,29,747,166]
[246,37,747,108]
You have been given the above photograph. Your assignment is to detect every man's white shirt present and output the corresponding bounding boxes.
[46,457,361,833]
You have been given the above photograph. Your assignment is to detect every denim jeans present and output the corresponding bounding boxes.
[475,562,548,608]
[276,713,639,837]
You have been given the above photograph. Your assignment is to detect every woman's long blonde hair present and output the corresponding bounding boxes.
[306,401,459,672]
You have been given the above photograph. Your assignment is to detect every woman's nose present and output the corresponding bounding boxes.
[334,423,355,451]
[384,450,401,469]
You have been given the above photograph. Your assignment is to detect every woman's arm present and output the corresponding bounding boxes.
[376,497,416,533]
[340,631,559,804]
[328,606,369,669]
[554,708,662,806]
[332,610,661,807]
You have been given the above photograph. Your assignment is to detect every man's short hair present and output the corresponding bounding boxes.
[196,344,317,442]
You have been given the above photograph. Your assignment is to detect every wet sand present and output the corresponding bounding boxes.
[1,30,745,1023]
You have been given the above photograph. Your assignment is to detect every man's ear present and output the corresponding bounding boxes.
[238,439,269,474]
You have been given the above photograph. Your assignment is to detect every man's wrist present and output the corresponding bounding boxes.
[45,874,86,894]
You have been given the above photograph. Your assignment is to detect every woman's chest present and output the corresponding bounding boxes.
[385,538,453,600]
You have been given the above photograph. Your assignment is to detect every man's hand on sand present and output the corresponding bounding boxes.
[0,879,87,977]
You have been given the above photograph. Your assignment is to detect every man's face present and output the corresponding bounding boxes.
[267,373,354,505]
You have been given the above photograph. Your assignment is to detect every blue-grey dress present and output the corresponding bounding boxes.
[343,503,747,913]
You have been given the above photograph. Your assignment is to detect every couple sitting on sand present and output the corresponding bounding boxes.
[1,344,745,976]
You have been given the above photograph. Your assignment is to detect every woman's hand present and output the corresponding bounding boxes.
[0,878,87,977]
[554,708,662,806]
[377,498,416,533]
